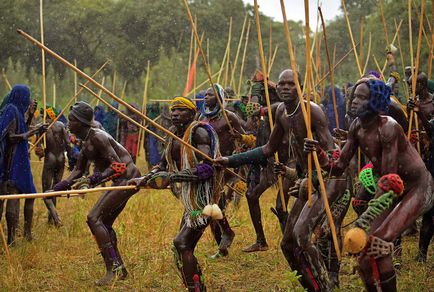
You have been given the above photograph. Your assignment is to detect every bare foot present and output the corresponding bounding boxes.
[95,266,128,286]
[242,242,268,253]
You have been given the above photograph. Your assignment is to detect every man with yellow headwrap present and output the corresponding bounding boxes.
[129,96,223,292]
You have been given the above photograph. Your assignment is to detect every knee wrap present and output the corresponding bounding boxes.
[367,236,394,259]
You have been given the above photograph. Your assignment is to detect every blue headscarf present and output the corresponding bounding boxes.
[199,84,226,119]
[326,86,346,131]
[366,79,391,114]
[0,85,36,193]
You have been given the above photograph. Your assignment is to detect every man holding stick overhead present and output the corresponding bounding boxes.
[52,101,140,286]
[129,97,223,292]
[216,69,347,291]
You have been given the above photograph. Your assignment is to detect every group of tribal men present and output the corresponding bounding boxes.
[0,48,433,292]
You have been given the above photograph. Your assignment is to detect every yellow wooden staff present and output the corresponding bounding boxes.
[279,0,341,259]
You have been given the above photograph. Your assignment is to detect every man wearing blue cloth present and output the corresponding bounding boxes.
[0,84,47,244]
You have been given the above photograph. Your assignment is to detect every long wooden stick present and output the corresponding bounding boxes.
[1,68,12,90]
[30,61,109,152]
[230,14,247,89]
[74,59,77,102]
[0,185,138,200]
[319,7,339,130]
[0,223,12,270]
[254,0,286,212]
[52,82,56,108]
[381,19,404,73]
[224,17,232,87]
[341,0,362,76]
[362,33,372,75]
[137,61,150,158]
[187,26,194,91]
[267,45,279,76]
[280,0,341,259]
[379,0,390,46]
[359,16,364,66]
[238,20,251,95]
[304,0,313,207]
[408,0,425,139]
[395,19,410,100]
[40,0,47,147]
[182,0,233,131]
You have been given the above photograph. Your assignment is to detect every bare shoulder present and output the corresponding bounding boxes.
[379,116,402,142]
[309,101,326,118]
[92,128,111,145]
[193,125,211,145]
[225,109,239,121]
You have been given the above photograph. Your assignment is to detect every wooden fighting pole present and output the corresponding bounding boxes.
[362,33,372,75]
[381,19,403,73]
[379,0,390,47]
[17,29,246,183]
[1,68,12,90]
[279,0,341,259]
[52,82,56,108]
[96,76,105,106]
[230,13,247,90]
[314,42,359,87]
[115,80,127,141]
[341,0,363,76]
[268,17,273,70]
[428,2,434,80]
[408,0,425,139]
[0,223,12,270]
[268,45,279,76]
[224,17,233,87]
[137,60,150,158]
[182,0,233,131]
[40,0,47,147]
[0,185,138,201]
[253,0,286,212]
[395,19,410,100]
[304,0,314,206]
[238,20,251,95]
[73,59,78,101]
[30,61,109,152]
[359,16,364,66]
[319,7,340,130]
[217,18,231,84]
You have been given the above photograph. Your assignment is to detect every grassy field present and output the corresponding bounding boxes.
[0,156,432,291]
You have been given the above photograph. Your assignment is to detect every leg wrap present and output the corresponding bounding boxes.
[355,191,397,233]
[367,236,394,259]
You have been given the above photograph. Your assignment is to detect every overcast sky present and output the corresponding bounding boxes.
[243,0,342,30]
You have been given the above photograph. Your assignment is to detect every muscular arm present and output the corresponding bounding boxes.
[92,132,124,179]
[192,127,212,163]
[262,112,285,157]
[228,110,245,135]
[310,102,334,151]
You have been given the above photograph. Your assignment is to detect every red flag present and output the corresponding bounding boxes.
[183,49,200,96]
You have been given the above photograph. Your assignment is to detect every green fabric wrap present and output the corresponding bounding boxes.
[355,191,397,232]
[227,147,267,168]
[359,167,378,195]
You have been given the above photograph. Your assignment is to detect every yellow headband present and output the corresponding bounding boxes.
[170,96,197,112]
